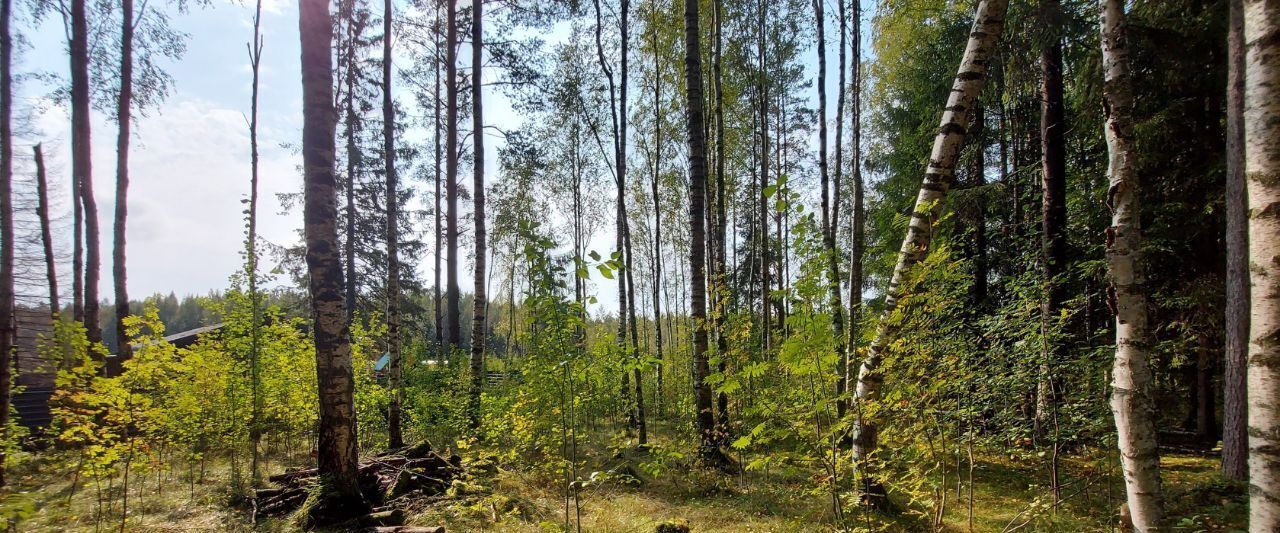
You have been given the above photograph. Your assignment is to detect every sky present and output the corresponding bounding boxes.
[18,0,873,315]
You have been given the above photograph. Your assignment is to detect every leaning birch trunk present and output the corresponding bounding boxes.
[1245,0,1280,529]
[850,0,1008,502]
[1100,0,1164,529]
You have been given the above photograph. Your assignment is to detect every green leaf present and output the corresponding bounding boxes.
[731,435,752,449]
[597,265,614,280]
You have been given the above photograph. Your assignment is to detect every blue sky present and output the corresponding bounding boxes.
[18,0,872,316]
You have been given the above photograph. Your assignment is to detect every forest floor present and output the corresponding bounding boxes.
[1,426,1247,532]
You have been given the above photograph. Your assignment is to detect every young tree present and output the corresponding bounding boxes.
[1245,0,1280,527]
[1100,0,1164,528]
[469,0,487,431]
[682,0,715,462]
[246,0,265,483]
[383,0,404,448]
[1222,0,1247,483]
[850,0,1008,503]
[300,0,361,500]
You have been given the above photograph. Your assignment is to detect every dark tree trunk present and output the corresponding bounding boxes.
[445,0,460,351]
[683,0,715,461]
[383,0,403,448]
[70,0,100,346]
[1222,0,1248,482]
[713,0,729,436]
[0,0,13,486]
[433,2,443,358]
[246,0,264,485]
[299,0,361,498]
[1036,0,1068,434]
[469,0,486,431]
[343,16,359,325]
[34,144,59,316]
[112,0,135,367]
[650,8,665,418]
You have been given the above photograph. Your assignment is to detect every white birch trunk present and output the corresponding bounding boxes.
[1100,0,1164,529]
[1245,0,1280,529]
[850,0,1008,496]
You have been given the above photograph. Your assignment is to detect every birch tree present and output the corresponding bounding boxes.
[1245,0,1280,528]
[850,0,1008,503]
[300,0,361,501]
[1100,0,1164,528]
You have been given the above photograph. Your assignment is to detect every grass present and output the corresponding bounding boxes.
[0,428,1247,532]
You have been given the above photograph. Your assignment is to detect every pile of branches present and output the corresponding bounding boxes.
[253,441,462,530]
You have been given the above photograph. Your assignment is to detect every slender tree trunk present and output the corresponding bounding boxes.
[713,0,729,436]
[445,0,461,350]
[833,0,849,432]
[683,0,716,461]
[850,0,1008,504]
[469,0,486,431]
[619,0,646,445]
[111,0,135,369]
[0,0,12,486]
[815,0,846,435]
[343,20,359,325]
[246,0,265,485]
[433,3,443,357]
[756,0,769,353]
[1100,0,1164,528]
[1245,0,1280,528]
[651,6,665,419]
[846,0,863,419]
[70,0,101,346]
[299,0,361,498]
[1035,0,1067,435]
[34,144,59,316]
[383,0,404,448]
[1222,0,1248,483]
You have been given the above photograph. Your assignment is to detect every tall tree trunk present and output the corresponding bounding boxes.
[651,4,665,419]
[846,0,863,421]
[815,0,846,436]
[343,19,359,325]
[34,144,59,316]
[383,0,404,448]
[0,0,12,486]
[445,0,460,350]
[1222,0,1248,483]
[850,0,1008,504]
[300,0,361,498]
[1035,0,1067,435]
[246,0,264,484]
[713,0,729,436]
[1100,0,1164,528]
[1245,0,1280,527]
[833,0,849,431]
[756,0,769,353]
[683,0,716,461]
[433,2,443,357]
[70,0,101,346]
[618,0,645,445]
[112,0,135,368]
[469,0,486,431]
